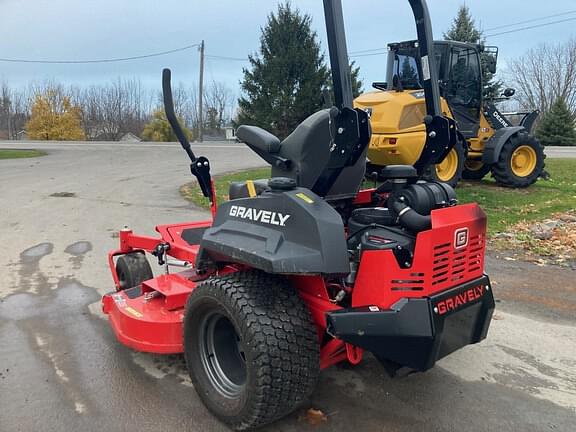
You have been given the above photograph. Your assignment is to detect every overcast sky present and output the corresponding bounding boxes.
[1,0,575,97]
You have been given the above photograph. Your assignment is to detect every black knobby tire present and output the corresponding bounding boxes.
[462,160,492,181]
[115,252,153,291]
[422,137,467,188]
[183,270,320,431]
[491,133,545,188]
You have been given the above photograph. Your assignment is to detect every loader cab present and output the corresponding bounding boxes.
[386,40,484,138]
[441,41,483,138]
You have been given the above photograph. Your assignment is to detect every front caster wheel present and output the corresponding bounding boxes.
[115,252,153,291]
[183,270,320,431]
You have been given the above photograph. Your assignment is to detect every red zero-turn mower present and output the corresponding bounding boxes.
[102,0,495,429]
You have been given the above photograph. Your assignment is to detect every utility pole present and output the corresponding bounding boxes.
[198,40,205,143]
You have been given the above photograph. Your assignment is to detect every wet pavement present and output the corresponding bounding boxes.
[1,141,575,431]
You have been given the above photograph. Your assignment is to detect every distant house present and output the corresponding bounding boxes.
[224,127,236,141]
[16,130,28,140]
[120,132,142,142]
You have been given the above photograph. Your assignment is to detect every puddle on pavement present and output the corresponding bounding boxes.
[18,242,54,293]
[64,241,92,256]
[20,242,53,263]
[64,241,92,270]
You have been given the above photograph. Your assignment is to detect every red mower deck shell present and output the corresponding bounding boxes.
[102,200,488,369]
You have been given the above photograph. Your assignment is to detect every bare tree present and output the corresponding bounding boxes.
[0,77,237,142]
[75,78,153,140]
[508,38,576,114]
[0,83,11,139]
[204,81,234,133]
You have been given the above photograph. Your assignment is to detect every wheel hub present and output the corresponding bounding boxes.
[199,312,247,398]
[511,145,537,177]
[436,148,458,182]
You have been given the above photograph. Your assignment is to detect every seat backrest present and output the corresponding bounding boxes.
[273,110,366,200]
[272,110,331,189]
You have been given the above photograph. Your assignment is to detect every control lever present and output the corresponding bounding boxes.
[152,243,171,266]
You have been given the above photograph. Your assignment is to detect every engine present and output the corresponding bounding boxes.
[346,176,457,271]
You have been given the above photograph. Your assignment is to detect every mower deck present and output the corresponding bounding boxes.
[102,271,197,353]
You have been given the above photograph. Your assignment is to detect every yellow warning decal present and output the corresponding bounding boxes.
[246,180,257,197]
[125,307,143,318]
[295,192,314,204]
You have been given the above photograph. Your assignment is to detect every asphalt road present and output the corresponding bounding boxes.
[1,141,575,432]
[544,146,576,158]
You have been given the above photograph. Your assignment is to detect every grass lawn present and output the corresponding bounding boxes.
[0,149,46,160]
[181,167,271,210]
[181,159,576,234]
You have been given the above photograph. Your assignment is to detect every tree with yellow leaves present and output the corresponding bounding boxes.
[141,109,193,142]
[26,90,85,140]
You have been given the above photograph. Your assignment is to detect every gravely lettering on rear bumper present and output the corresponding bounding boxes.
[436,286,485,315]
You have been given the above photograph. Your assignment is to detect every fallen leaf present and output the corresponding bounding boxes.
[302,408,328,426]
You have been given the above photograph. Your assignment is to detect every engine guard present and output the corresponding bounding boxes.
[326,275,495,371]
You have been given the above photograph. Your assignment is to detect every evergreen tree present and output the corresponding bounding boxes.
[237,2,329,139]
[536,98,576,146]
[444,5,502,100]
[350,61,363,98]
[325,61,364,103]
[444,6,482,43]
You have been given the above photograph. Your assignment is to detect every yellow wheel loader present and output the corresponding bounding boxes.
[355,40,545,187]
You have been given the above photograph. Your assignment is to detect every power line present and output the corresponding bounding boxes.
[349,47,387,55]
[350,14,576,58]
[205,54,248,62]
[486,17,576,37]
[484,10,576,32]
[350,51,387,58]
[0,43,200,64]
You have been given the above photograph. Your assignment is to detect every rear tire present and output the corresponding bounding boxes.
[183,270,320,431]
[491,133,545,188]
[115,252,153,291]
[423,137,466,188]
[462,160,492,181]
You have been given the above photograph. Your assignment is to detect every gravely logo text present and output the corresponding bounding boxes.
[436,286,484,315]
[229,205,291,227]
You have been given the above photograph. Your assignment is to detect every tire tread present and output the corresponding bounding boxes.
[184,270,319,431]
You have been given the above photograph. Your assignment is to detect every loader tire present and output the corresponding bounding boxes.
[462,160,492,181]
[491,133,545,188]
[423,137,466,188]
[115,252,153,291]
[183,270,319,431]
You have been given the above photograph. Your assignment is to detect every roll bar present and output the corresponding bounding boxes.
[323,0,456,173]
[407,0,441,117]
[324,0,441,117]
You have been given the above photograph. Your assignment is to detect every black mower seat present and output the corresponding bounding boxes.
[236,126,281,154]
[233,109,367,201]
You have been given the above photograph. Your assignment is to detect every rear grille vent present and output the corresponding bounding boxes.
[432,234,484,287]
